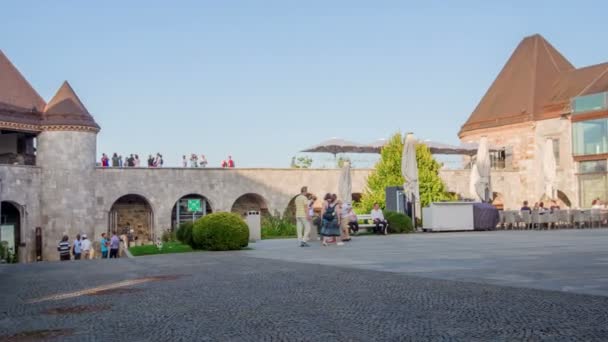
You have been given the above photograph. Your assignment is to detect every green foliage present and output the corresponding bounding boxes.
[357,132,456,212]
[129,242,193,256]
[0,242,17,263]
[291,156,313,169]
[384,211,413,234]
[193,212,249,251]
[161,229,177,243]
[261,215,297,238]
[337,156,352,168]
[175,221,194,247]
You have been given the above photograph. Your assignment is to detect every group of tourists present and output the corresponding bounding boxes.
[294,186,388,247]
[100,153,164,168]
[182,155,235,168]
[57,232,121,261]
[520,200,561,213]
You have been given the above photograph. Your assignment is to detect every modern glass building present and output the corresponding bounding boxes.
[572,92,608,206]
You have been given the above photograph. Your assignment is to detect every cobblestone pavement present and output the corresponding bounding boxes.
[243,229,608,296]
[1,251,608,341]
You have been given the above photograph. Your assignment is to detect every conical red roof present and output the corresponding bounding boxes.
[44,81,99,130]
[460,34,575,134]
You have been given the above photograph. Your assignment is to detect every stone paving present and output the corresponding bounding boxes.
[244,229,608,297]
[0,230,607,340]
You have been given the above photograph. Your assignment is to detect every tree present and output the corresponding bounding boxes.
[290,156,313,169]
[357,132,455,213]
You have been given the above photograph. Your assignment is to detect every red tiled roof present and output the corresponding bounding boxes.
[460,34,608,136]
[44,81,99,130]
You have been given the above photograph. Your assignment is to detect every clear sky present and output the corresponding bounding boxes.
[3,0,608,167]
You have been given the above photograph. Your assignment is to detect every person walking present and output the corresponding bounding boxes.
[295,186,311,247]
[100,233,109,259]
[228,155,235,168]
[81,234,91,260]
[134,154,140,167]
[72,234,82,260]
[340,202,352,241]
[57,235,71,261]
[320,193,343,246]
[112,153,119,167]
[200,155,208,167]
[109,232,120,258]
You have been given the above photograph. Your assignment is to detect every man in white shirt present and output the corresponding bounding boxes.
[370,203,388,235]
[81,234,92,260]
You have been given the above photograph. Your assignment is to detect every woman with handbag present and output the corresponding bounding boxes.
[320,193,343,246]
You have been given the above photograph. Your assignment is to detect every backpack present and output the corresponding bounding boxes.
[323,204,336,220]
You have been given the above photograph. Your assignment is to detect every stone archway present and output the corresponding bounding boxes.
[109,194,154,244]
[1,201,22,259]
[231,193,269,218]
[171,194,213,229]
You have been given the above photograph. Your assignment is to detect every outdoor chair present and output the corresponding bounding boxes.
[498,211,505,229]
[572,210,589,228]
[504,211,518,229]
[590,209,603,228]
[520,210,532,229]
[556,209,571,229]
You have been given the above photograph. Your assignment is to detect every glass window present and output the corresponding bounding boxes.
[572,118,608,156]
[579,173,607,207]
[572,92,607,114]
[579,160,608,173]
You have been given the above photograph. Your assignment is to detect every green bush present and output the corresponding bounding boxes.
[193,212,249,251]
[161,229,176,242]
[384,211,413,234]
[261,215,296,239]
[175,221,194,247]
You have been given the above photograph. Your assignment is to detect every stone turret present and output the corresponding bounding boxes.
[37,81,99,259]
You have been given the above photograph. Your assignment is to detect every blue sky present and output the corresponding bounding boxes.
[3,0,608,167]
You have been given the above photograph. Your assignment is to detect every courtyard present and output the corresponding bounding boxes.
[1,230,608,341]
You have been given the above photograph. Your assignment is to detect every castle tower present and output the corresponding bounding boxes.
[37,81,100,259]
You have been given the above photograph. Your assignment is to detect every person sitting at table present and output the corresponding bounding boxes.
[521,201,531,212]
[538,202,548,213]
[592,199,604,209]
[370,203,388,235]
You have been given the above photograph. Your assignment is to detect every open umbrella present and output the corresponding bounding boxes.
[543,138,556,198]
[338,161,352,203]
[474,137,492,202]
[402,133,419,223]
[300,138,363,157]
[469,163,480,201]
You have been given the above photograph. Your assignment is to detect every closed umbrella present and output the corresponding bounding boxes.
[402,133,419,223]
[338,161,352,203]
[475,137,492,202]
[543,138,556,198]
[469,163,480,201]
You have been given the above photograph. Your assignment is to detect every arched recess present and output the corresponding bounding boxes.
[283,195,298,223]
[556,190,572,208]
[231,193,269,218]
[1,201,22,258]
[171,194,213,229]
[109,194,154,243]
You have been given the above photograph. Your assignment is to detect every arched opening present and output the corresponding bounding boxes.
[231,193,269,218]
[283,196,298,223]
[0,201,22,259]
[109,194,154,244]
[171,194,213,229]
[557,190,572,208]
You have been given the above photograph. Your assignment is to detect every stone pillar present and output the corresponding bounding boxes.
[37,130,97,260]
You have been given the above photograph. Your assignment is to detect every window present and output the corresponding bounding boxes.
[572,118,608,156]
[552,138,560,166]
[579,160,608,173]
[572,92,607,114]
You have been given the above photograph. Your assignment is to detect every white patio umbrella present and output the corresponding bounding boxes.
[474,137,492,202]
[402,133,419,223]
[469,163,480,201]
[543,138,556,198]
[338,160,352,203]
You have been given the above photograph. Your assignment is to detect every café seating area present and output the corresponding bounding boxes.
[498,209,608,229]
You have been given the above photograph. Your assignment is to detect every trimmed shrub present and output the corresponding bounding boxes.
[383,211,413,234]
[175,221,194,247]
[161,229,176,242]
[193,212,249,251]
